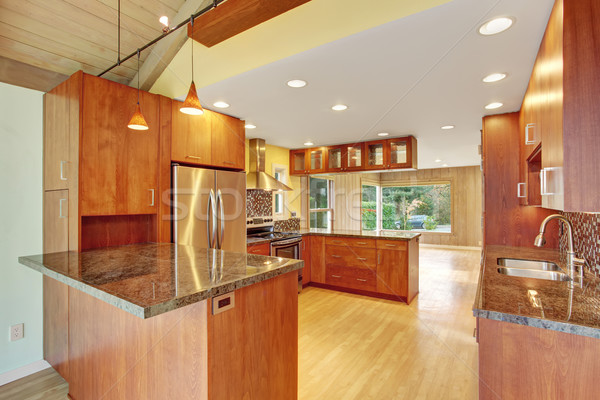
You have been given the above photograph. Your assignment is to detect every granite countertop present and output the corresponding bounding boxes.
[246,237,271,245]
[473,245,600,339]
[19,243,303,320]
[295,228,420,240]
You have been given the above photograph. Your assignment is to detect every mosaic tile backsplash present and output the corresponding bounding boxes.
[274,218,301,232]
[246,190,272,217]
[561,212,600,273]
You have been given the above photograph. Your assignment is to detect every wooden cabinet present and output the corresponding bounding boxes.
[171,101,212,166]
[310,235,326,283]
[289,149,308,175]
[210,111,245,170]
[301,237,311,285]
[247,242,270,256]
[326,146,344,172]
[43,190,69,253]
[365,140,386,170]
[80,74,159,216]
[343,143,364,171]
[44,82,71,191]
[307,147,327,173]
[387,137,417,169]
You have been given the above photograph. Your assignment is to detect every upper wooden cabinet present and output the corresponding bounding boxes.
[290,136,417,175]
[171,104,245,170]
[44,83,71,191]
[80,75,159,216]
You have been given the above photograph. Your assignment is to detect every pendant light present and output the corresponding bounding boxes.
[128,49,149,130]
[180,15,204,115]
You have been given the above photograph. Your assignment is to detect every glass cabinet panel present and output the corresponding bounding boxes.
[367,143,384,167]
[310,149,324,170]
[292,151,306,173]
[390,140,407,165]
[328,148,342,170]
[347,145,362,168]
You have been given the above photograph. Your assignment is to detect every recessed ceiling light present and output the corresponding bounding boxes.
[245,124,256,129]
[442,164,449,167]
[213,101,230,108]
[441,125,455,130]
[435,159,442,163]
[287,79,307,88]
[485,102,504,110]
[482,73,507,83]
[304,141,314,146]
[478,17,515,36]
[377,132,390,137]
[332,104,348,111]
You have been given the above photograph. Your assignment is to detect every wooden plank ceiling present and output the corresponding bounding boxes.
[0,0,193,92]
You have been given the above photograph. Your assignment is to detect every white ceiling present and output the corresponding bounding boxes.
[189,0,555,169]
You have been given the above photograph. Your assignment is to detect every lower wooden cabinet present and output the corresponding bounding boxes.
[376,248,408,296]
[301,238,311,285]
[247,242,270,256]
[325,265,377,292]
[310,236,326,283]
[43,190,69,253]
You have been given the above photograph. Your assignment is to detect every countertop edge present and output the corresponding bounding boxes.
[297,231,421,241]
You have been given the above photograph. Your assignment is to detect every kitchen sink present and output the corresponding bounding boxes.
[497,267,571,281]
[497,258,561,271]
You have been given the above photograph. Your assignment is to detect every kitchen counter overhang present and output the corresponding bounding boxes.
[19,242,303,319]
[297,228,421,240]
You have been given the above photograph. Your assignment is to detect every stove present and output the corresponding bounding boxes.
[247,217,303,292]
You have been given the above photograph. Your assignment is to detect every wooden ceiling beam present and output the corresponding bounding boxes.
[0,56,68,92]
[188,0,312,48]
[130,0,213,91]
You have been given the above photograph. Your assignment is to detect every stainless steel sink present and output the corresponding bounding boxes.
[497,258,561,271]
[497,267,571,281]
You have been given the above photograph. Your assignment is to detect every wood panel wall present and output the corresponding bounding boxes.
[379,166,483,247]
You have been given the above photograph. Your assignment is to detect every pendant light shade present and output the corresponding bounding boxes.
[128,49,149,130]
[128,103,149,130]
[180,81,204,115]
[180,15,204,116]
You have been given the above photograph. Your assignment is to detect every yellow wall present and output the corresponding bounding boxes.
[245,140,302,218]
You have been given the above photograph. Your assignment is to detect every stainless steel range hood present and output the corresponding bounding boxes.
[247,138,293,191]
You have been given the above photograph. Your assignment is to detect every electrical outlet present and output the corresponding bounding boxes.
[10,323,24,342]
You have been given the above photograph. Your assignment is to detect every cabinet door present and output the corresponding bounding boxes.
[376,248,408,296]
[80,75,159,216]
[44,83,70,191]
[307,147,327,173]
[290,149,308,175]
[171,100,212,165]
[44,190,69,253]
[326,146,344,172]
[343,143,364,171]
[211,111,245,170]
[301,237,311,285]
[387,137,417,169]
[364,140,386,170]
[310,236,326,283]
[247,242,270,255]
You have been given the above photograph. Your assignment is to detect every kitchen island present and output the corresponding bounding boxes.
[19,243,303,400]
[474,245,600,399]
[297,229,420,303]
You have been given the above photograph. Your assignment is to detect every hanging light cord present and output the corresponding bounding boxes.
[190,15,194,82]
[136,49,140,104]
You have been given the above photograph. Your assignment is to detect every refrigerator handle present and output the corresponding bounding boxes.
[208,189,217,249]
[216,189,225,249]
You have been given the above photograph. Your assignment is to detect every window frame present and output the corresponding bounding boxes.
[309,177,334,229]
[272,164,288,218]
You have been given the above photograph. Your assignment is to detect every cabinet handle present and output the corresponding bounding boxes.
[60,161,67,181]
[333,240,342,244]
[385,244,396,247]
[525,123,535,145]
[186,155,202,160]
[356,278,367,282]
[223,161,235,166]
[331,255,341,258]
[357,257,367,261]
[356,242,367,245]
[517,182,526,198]
[378,253,381,264]
[331,275,342,278]
[149,189,155,206]
[59,198,68,218]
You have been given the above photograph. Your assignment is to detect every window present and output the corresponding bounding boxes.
[361,184,378,231]
[272,165,288,216]
[380,183,451,232]
[309,177,333,229]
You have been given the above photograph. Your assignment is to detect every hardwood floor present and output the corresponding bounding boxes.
[0,368,68,400]
[2,247,481,400]
[299,246,481,400]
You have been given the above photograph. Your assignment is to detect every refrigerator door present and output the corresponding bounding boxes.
[173,165,216,248]
[215,170,246,253]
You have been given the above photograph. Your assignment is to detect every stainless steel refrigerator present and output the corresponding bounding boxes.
[172,165,246,252]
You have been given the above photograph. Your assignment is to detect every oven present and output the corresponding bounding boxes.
[270,237,303,293]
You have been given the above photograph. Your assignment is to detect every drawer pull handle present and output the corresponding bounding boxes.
[331,255,341,258]
[357,257,367,261]
[224,161,235,165]
[331,275,342,278]
[59,198,68,218]
[333,240,342,244]
[60,161,67,181]
[356,278,367,282]
[186,155,202,160]
[385,244,397,247]
[149,189,155,206]
[357,242,367,245]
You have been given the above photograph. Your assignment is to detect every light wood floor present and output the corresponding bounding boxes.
[0,368,68,400]
[299,246,482,400]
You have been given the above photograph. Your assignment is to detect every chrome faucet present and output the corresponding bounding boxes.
[534,214,585,276]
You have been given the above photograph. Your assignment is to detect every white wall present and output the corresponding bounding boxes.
[0,82,44,374]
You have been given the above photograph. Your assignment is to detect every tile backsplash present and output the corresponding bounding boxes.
[561,212,600,273]
[274,218,301,232]
[246,190,272,217]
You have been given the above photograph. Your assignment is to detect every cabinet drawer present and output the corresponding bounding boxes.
[247,242,270,256]
[324,237,376,248]
[326,265,376,291]
[326,245,376,268]
[376,240,407,251]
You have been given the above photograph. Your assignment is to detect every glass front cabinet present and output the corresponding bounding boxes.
[290,149,308,175]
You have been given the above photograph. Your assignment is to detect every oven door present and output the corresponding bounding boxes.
[271,238,302,293]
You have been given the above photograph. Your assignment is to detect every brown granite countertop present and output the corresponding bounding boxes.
[294,228,420,240]
[473,245,600,339]
[246,237,271,245]
[19,243,303,319]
